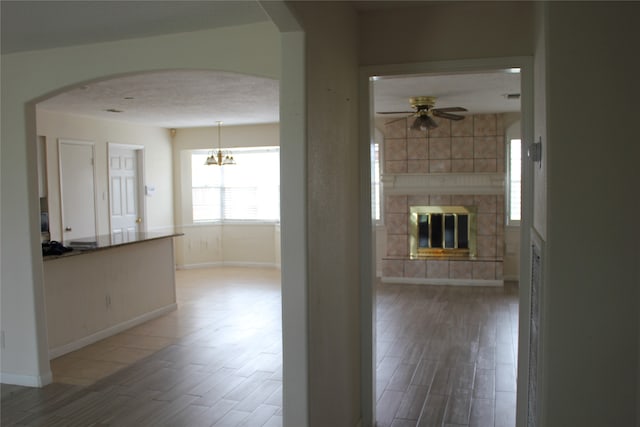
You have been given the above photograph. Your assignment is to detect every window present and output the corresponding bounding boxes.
[191,147,280,222]
[508,139,521,224]
[371,143,381,221]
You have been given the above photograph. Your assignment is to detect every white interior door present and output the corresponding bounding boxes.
[59,140,97,242]
[109,146,142,243]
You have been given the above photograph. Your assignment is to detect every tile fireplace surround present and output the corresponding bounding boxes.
[380,114,506,286]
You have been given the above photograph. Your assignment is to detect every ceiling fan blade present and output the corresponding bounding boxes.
[385,116,409,125]
[433,106,467,113]
[377,111,413,115]
[433,111,465,121]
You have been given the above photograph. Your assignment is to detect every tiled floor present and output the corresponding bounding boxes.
[1,268,518,426]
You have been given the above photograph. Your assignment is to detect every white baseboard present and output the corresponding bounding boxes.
[177,261,279,270]
[381,276,503,287]
[222,261,279,269]
[48,303,177,360]
[1,370,53,387]
[176,261,224,270]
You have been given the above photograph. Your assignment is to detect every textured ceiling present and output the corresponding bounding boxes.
[37,70,280,128]
[35,68,519,129]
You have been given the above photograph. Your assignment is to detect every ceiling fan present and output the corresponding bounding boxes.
[378,96,467,130]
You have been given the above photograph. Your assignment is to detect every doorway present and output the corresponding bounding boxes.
[361,57,534,426]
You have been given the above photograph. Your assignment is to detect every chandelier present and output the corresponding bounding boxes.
[205,121,235,166]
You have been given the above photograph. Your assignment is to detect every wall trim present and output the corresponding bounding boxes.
[176,261,280,270]
[48,303,177,359]
[0,371,53,387]
[382,172,505,195]
[381,276,503,287]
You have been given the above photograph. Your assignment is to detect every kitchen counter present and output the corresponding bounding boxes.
[43,230,183,260]
[43,231,181,359]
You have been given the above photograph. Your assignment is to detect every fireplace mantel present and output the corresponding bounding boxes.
[382,172,505,195]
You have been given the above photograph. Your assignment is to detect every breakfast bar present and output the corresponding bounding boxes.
[43,231,182,359]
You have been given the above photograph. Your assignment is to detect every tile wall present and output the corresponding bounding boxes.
[381,114,506,282]
[383,114,505,174]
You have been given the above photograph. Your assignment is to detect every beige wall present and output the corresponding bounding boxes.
[36,110,174,241]
[358,1,534,65]
[171,123,281,268]
[1,21,280,386]
[533,4,548,239]
[540,3,639,425]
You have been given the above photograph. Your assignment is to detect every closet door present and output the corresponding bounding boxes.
[59,140,97,242]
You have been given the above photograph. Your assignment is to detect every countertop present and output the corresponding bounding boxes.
[43,230,183,261]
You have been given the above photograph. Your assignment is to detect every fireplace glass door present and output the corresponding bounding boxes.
[410,206,476,258]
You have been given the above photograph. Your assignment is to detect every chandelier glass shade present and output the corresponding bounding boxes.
[205,121,235,166]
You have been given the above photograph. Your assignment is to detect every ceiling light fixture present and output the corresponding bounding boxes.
[205,121,235,166]
[411,111,438,131]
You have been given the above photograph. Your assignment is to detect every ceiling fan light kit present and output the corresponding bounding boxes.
[412,114,438,131]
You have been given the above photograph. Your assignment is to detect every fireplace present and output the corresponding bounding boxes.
[409,206,477,258]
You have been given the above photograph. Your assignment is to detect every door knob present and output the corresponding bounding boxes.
[136,217,142,224]
[65,227,72,232]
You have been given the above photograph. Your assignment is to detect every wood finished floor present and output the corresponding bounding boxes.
[376,281,519,427]
[1,268,518,427]
[2,267,283,427]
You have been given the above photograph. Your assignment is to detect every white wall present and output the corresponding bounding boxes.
[171,123,281,268]
[287,3,362,425]
[1,21,280,386]
[36,110,174,240]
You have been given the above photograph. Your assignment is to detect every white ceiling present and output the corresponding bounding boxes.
[4,1,521,128]
[0,1,269,54]
[373,71,521,116]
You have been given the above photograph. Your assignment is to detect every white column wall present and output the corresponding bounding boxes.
[540,3,640,425]
[287,3,362,426]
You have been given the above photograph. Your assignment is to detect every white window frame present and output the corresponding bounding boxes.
[507,138,522,226]
[371,142,381,222]
[191,147,280,224]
